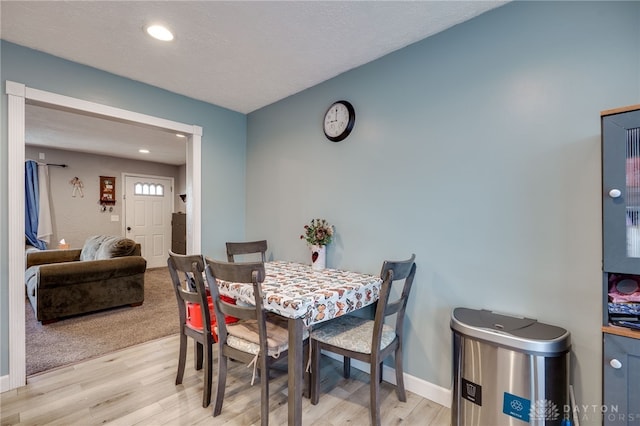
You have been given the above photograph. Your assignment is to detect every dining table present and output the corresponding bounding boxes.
[216,260,383,426]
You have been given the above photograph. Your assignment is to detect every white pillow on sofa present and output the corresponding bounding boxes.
[80,235,110,261]
[80,235,137,261]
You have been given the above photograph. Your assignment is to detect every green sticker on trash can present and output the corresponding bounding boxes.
[503,392,530,422]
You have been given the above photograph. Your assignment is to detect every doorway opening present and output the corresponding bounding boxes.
[6,80,202,390]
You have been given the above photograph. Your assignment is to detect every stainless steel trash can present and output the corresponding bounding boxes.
[451,308,571,426]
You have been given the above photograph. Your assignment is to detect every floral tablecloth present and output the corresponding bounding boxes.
[215,261,382,327]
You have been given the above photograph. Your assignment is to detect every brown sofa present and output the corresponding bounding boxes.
[25,235,147,323]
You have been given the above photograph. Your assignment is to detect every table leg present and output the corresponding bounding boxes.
[288,317,303,426]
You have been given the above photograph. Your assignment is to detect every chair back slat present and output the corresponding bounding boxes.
[309,253,416,423]
[213,301,259,321]
[167,251,212,334]
[176,287,205,305]
[204,256,294,424]
[167,250,217,408]
[373,254,416,343]
[209,259,265,283]
[203,257,267,348]
[379,255,416,313]
[226,240,268,262]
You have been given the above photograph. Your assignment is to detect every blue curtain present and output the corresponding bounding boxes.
[25,160,47,250]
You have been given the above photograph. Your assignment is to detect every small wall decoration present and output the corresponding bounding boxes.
[99,176,116,205]
[69,176,84,197]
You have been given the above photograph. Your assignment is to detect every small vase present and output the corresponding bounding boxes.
[311,244,326,271]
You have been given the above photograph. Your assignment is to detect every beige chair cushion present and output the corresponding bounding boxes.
[226,316,308,357]
[311,315,396,354]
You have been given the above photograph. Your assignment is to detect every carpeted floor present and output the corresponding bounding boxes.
[25,267,179,376]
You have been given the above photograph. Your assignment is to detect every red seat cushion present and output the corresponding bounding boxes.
[186,295,239,342]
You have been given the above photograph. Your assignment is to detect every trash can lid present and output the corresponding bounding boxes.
[450,307,571,355]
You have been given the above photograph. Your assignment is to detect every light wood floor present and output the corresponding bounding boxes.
[1,334,450,425]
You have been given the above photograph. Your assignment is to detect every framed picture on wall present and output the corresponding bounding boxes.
[99,176,116,204]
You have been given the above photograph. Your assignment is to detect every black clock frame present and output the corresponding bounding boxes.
[323,100,355,142]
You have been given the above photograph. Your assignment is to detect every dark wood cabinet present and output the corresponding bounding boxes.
[171,213,186,255]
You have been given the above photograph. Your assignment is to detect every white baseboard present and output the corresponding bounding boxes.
[322,352,452,408]
[1,374,10,393]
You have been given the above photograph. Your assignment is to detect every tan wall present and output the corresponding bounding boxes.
[25,146,183,249]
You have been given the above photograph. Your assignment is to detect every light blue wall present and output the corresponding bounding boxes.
[2,0,639,417]
[246,0,640,416]
[0,41,247,376]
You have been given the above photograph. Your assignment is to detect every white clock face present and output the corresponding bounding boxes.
[324,103,351,138]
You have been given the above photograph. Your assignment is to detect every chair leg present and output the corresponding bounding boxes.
[176,333,187,385]
[343,356,351,378]
[303,342,311,399]
[202,340,213,408]
[260,356,269,426]
[370,360,382,426]
[310,340,321,405]
[195,341,203,370]
[394,346,407,402]
[213,353,228,417]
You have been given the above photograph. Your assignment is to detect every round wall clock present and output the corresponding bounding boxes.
[323,100,355,142]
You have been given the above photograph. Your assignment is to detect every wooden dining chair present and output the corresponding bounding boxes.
[167,251,214,408]
[309,254,417,426]
[204,257,306,425]
[225,239,268,262]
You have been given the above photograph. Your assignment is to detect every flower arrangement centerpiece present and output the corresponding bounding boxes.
[300,218,334,246]
[300,218,334,270]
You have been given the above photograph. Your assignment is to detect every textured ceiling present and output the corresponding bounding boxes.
[2,0,507,165]
[25,103,189,166]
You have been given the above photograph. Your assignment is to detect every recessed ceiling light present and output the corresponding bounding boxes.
[146,24,174,41]
[139,149,150,154]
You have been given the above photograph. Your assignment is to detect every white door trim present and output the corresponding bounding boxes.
[4,80,202,391]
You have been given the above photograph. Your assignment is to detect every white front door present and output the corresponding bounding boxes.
[124,174,173,268]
